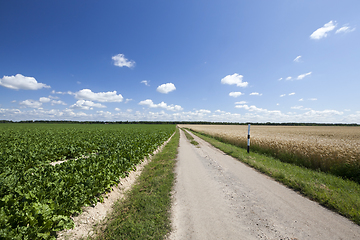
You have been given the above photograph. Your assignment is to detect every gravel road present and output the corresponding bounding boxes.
[168,129,360,240]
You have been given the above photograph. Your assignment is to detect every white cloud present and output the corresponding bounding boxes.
[235,101,247,105]
[156,83,176,94]
[278,78,283,81]
[250,92,262,96]
[293,56,302,62]
[48,95,59,99]
[75,89,123,102]
[291,106,303,109]
[286,76,292,81]
[112,54,135,68]
[70,100,106,110]
[221,73,248,87]
[115,108,121,111]
[51,90,73,95]
[303,109,343,119]
[235,104,277,113]
[39,97,51,103]
[0,106,355,123]
[229,92,244,98]
[280,94,286,97]
[310,20,336,40]
[309,98,317,101]
[51,100,67,106]
[125,99,132,103]
[215,109,226,114]
[291,106,312,111]
[199,109,211,114]
[139,99,183,111]
[297,72,312,80]
[299,98,304,101]
[0,74,50,90]
[289,92,295,96]
[141,80,150,86]
[336,25,356,34]
[19,100,43,108]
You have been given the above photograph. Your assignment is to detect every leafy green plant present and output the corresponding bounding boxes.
[0,124,176,239]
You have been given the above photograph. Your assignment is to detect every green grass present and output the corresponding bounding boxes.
[181,128,199,146]
[189,129,360,226]
[90,128,179,240]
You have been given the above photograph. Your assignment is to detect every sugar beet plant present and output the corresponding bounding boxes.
[0,124,175,239]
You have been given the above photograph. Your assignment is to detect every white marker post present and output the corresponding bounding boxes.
[247,124,250,153]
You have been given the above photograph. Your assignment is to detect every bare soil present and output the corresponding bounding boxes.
[168,129,360,240]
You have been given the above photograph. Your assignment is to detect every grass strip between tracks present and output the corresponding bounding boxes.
[90,128,179,240]
[181,128,199,146]
[189,129,360,226]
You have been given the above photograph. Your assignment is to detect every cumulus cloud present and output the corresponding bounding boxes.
[51,90,73,95]
[0,106,355,123]
[221,73,248,87]
[0,74,50,90]
[112,54,135,68]
[125,98,132,103]
[156,83,176,94]
[286,76,292,81]
[19,100,43,108]
[336,25,356,34]
[278,78,283,81]
[235,101,247,105]
[139,99,183,111]
[229,92,244,98]
[198,109,211,114]
[309,98,317,101]
[291,106,312,110]
[297,72,312,80]
[310,20,336,40]
[75,89,123,102]
[289,92,295,96]
[280,94,286,97]
[51,100,67,106]
[141,80,150,86]
[293,56,302,62]
[235,104,276,113]
[70,100,106,110]
[250,92,262,96]
[39,97,51,103]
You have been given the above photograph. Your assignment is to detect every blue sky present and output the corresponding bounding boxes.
[1,0,359,123]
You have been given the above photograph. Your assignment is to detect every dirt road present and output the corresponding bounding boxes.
[168,129,360,240]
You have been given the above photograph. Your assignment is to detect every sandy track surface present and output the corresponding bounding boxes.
[169,129,360,240]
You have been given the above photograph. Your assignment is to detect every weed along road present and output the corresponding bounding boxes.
[169,129,360,240]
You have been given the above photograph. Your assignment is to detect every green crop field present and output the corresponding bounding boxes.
[0,123,175,239]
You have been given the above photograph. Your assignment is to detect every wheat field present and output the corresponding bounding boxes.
[183,125,360,181]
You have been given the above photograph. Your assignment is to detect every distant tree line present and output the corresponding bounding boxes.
[0,120,358,126]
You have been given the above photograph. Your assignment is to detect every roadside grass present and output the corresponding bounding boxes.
[181,128,199,146]
[189,129,360,226]
[90,128,179,240]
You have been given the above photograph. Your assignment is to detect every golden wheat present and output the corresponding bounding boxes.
[182,125,360,173]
